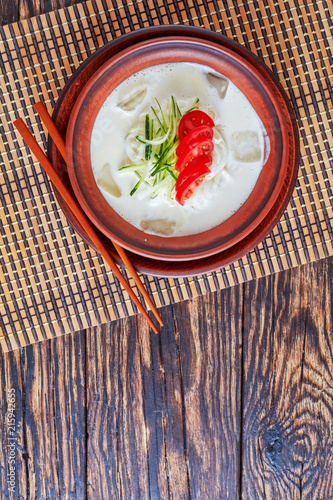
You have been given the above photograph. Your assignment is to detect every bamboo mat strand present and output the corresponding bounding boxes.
[0,0,332,351]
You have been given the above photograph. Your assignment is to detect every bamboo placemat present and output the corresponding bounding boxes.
[0,0,332,352]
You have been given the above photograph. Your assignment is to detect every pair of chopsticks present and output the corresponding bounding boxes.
[14,102,163,334]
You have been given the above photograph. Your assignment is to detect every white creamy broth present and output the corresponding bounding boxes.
[91,62,268,237]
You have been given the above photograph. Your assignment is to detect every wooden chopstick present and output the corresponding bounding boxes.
[14,117,160,334]
[33,101,164,328]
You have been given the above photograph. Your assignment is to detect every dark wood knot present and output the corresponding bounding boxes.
[262,425,283,467]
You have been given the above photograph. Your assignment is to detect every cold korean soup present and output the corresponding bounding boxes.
[90,62,269,238]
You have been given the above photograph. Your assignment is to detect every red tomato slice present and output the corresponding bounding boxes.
[175,139,214,172]
[175,156,212,206]
[176,125,214,157]
[178,110,215,140]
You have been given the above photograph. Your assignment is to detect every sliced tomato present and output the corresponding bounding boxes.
[176,125,214,157]
[175,156,212,206]
[178,110,215,140]
[175,139,214,172]
[177,178,204,204]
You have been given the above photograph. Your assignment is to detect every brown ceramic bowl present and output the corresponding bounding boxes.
[66,36,291,262]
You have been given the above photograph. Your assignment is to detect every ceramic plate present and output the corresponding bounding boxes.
[48,26,299,276]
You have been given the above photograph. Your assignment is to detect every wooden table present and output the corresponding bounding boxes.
[1,1,333,498]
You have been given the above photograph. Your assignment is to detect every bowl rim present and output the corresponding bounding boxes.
[66,35,293,262]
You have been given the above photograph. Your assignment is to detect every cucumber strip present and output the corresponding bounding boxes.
[137,127,171,146]
[185,98,200,114]
[145,114,150,138]
[145,114,150,161]
[154,98,166,130]
[130,178,141,196]
[119,162,148,171]
[130,165,150,196]
[151,145,174,175]
[121,96,204,201]
[134,171,151,187]
[150,175,174,195]
[135,136,147,145]
[151,105,165,132]
[172,96,176,117]
[166,167,178,181]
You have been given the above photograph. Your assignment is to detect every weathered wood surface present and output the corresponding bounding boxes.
[0,332,86,499]
[85,289,242,499]
[242,262,333,500]
[1,0,333,499]
[2,259,333,499]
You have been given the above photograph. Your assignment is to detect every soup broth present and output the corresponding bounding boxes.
[91,62,268,237]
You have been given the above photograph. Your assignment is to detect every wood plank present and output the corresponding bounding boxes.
[0,331,86,500]
[0,0,18,25]
[174,290,243,499]
[21,331,87,499]
[18,0,81,20]
[297,259,333,499]
[140,306,189,499]
[86,320,151,499]
[86,308,190,499]
[0,348,28,499]
[242,272,301,499]
[86,289,243,499]
[241,260,333,499]
[0,0,83,24]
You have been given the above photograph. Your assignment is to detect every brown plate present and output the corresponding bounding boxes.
[66,36,288,262]
[48,26,300,276]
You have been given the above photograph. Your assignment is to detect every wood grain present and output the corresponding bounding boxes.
[86,319,152,499]
[0,349,28,499]
[18,0,78,20]
[2,261,333,498]
[85,292,242,499]
[22,332,86,499]
[173,291,242,499]
[0,1,18,25]
[0,332,87,500]
[242,261,333,499]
